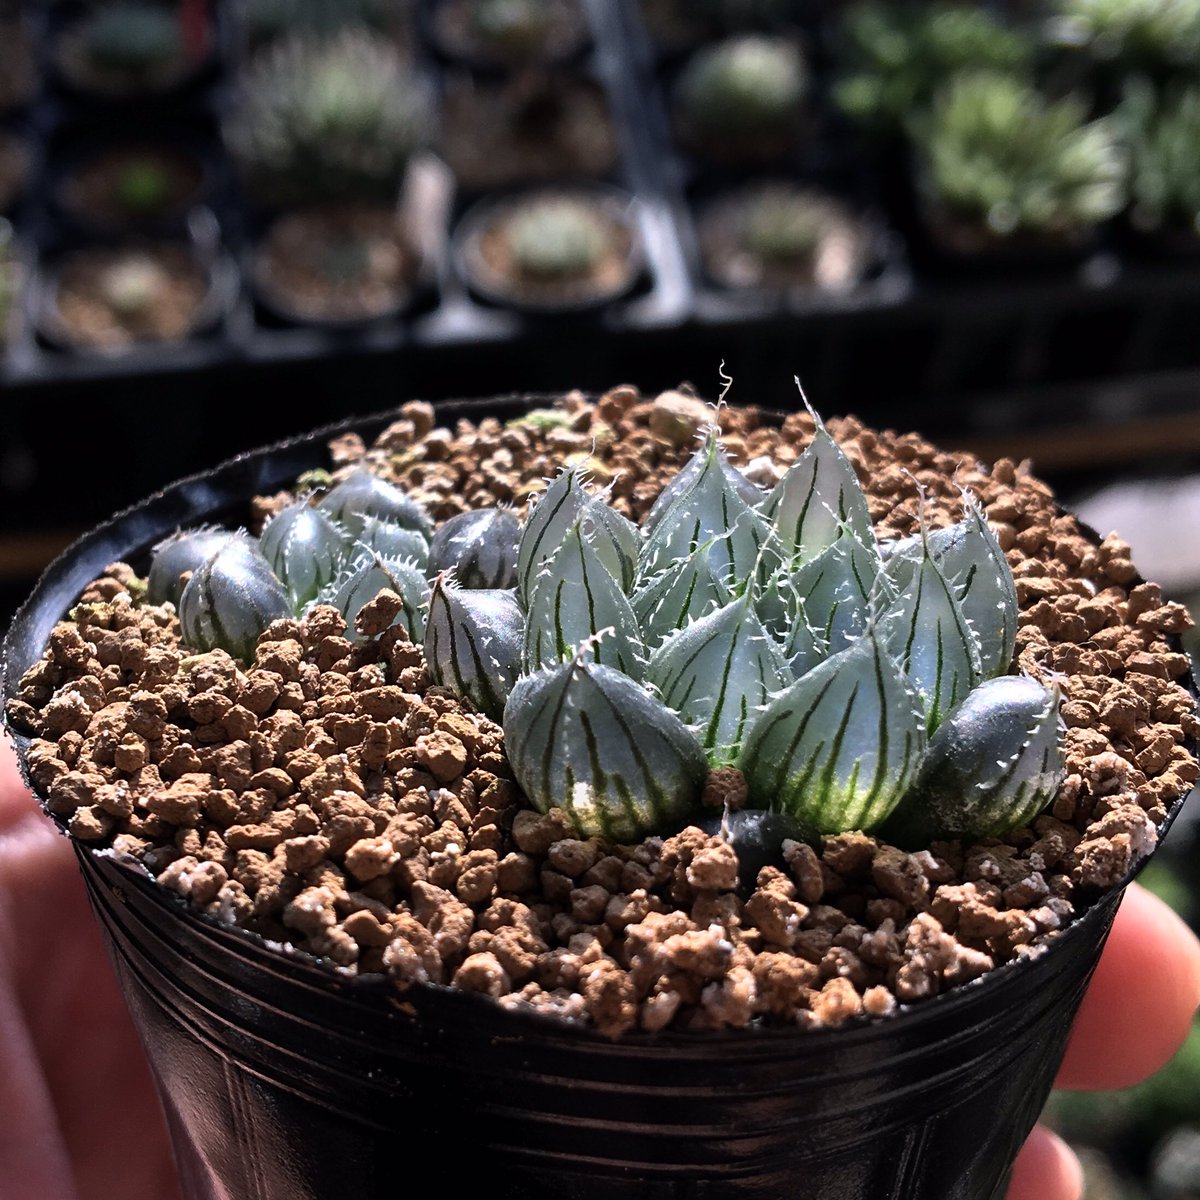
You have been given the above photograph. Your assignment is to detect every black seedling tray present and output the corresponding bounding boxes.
[5,0,1200,429]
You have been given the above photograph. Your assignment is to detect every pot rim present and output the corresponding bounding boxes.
[3,394,1194,1046]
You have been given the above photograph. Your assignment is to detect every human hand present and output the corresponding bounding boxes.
[0,736,180,1200]
[1006,879,1200,1199]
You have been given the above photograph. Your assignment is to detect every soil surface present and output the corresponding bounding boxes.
[254,205,418,324]
[8,386,1198,1037]
[45,244,213,351]
[440,74,618,192]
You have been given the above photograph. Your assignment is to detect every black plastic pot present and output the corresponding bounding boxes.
[2,398,1193,1200]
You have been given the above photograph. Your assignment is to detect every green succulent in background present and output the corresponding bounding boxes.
[834,2,1035,132]
[739,186,845,266]
[425,400,1063,844]
[1049,0,1200,71]
[227,28,428,206]
[675,34,808,152]
[114,159,173,217]
[79,3,183,77]
[503,198,610,280]
[1121,80,1200,234]
[914,70,1127,239]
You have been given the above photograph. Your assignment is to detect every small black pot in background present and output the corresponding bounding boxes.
[2,398,1192,1200]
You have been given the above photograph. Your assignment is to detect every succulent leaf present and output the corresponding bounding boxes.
[739,630,927,835]
[524,520,644,677]
[178,537,292,663]
[320,553,428,641]
[148,526,241,607]
[881,676,1065,845]
[317,467,433,541]
[631,537,734,651]
[644,431,762,535]
[427,507,520,589]
[582,497,640,593]
[424,579,522,722]
[879,536,982,733]
[646,592,789,766]
[516,466,588,603]
[762,415,873,565]
[880,500,1017,680]
[503,658,709,840]
[355,515,431,568]
[639,437,769,584]
[784,531,881,676]
[260,501,353,610]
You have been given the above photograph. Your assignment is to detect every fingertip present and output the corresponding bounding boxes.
[1058,882,1200,1091]
[1006,1125,1082,1200]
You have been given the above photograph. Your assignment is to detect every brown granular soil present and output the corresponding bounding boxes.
[8,384,1199,1038]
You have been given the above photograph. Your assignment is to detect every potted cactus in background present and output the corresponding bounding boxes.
[4,385,1195,1198]
[455,186,644,312]
[695,182,873,294]
[54,1,209,99]
[36,240,232,353]
[910,70,1127,262]
[227,27,430,324]
[674,34,809,164]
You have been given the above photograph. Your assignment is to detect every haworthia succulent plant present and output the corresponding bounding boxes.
[646,591,789,766]
[879,531,982,733]
[178,536,292,662]
[318,466,434,540]
[424,578,523,722]
[503,658,709,840]
[631,537,734,650]
[643,430,762,534]
[148,398,1064,849]
[319,553,428,641]
[784,530,882,676]
[639,436,769,585]
[739,630,928,835]
[583,497,640,593]
[762,407,874,565]
[523,520,643,677]
[356,515,430,568]
[881,676,1065,846]
[148,526,241,607]
[259,501,352,609]
[516,466,588,602]
[427,508,520,589]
